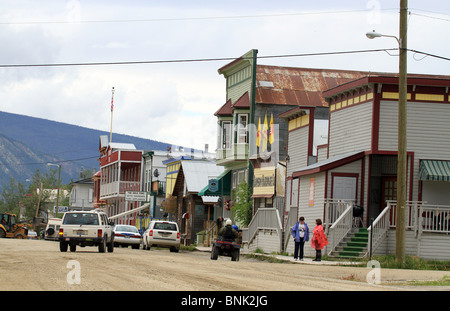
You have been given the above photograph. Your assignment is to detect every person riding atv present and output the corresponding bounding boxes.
[218,219,238,241]
[211,219,240,261]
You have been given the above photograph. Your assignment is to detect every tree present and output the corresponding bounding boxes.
[231,181,253,226]
[0,168,62,220]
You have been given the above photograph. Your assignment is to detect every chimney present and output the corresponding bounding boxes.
[205,144,209,154]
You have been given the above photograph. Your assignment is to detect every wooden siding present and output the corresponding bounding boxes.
[286,126,309,177]
[375,229,450,261]
[379,101,450,201]
[227,78,252,106]
[248,228,281,253]
[328,101,373,157]
[293,172,326,257]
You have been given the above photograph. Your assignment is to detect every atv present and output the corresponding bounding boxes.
[210,237,240,261]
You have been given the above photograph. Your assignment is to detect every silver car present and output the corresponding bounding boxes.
[142,221,180,252]
[113,225,141,249]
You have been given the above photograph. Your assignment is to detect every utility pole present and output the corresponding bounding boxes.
[396,0,408,265]
[110,87,115,144]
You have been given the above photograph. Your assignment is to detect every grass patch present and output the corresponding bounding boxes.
[244,253,290,264]
[361,255,450,271]
[180,244,197,251]
[406,276,450,286]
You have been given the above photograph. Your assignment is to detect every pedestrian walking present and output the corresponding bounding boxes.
[291,216,309,261]
[311,219,328,262]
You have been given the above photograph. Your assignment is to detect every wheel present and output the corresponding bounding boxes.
[14,233,25,239]
[132,244,139,250]
[70,244,76,252]
[211,246,218,260]
[98,238,106,253]
[146,242,151,251]
[0,228,6,238]
[107,236,114,253]
[60,241,68,252]
[231,249,240,261]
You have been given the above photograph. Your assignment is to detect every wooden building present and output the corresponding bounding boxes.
[282,74,450,261]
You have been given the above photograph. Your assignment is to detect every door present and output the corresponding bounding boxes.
[381,177,397,225]
[381,177,397,210]
[333,176,357,201]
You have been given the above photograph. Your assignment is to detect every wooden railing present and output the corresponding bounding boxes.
[326,203,353,256]
[242,208,283,248]
[324,199,355,229]
[367,201,450,257]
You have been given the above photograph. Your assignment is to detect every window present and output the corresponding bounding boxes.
[221,121,231,149]
[237,114,248,144]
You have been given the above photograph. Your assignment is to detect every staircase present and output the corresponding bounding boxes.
[329,228,369,258]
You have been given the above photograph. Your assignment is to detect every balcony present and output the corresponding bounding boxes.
[216,143,249,165]
[100,181,141,200]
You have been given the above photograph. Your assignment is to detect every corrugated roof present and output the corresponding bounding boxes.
[255,65,369,107]
[214,99,233,116]
[181,160,224,193]
[232,92,251,109]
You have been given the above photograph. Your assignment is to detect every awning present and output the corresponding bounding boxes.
[201,196,220,204]
[198,170,231,196]
[419,160,450,181]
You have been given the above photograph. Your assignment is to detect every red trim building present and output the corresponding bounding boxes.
[96,139,144,225]
[282,73,450,260]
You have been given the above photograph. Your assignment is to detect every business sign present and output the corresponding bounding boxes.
[208,179,219,192]
[57,206,68,213]
[125,191,148,202]
[253,167,275,197]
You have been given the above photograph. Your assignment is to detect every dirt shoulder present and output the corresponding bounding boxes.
[0,239,448,291]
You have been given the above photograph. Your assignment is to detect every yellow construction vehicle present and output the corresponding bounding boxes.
[0,212,29,239]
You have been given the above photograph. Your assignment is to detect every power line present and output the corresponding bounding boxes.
[0,155,99,167]
[0,48,399,68]
[0,8,399,26]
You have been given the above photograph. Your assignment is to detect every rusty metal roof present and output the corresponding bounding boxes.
[255,65,369,107]
[214,99,232,116]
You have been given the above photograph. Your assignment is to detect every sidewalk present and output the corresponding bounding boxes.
[195,246,359,266]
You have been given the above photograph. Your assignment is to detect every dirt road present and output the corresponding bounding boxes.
[0,239,448,291]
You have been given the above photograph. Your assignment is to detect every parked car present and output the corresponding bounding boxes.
[27,230,38,240]
[44,218,62,241]
[113,225,141,249]
[58,210,114,253]
[142,220,180,252]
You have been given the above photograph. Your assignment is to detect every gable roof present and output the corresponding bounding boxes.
[232,91,250,109]
[214,99,233,116]
[177,160,224,193]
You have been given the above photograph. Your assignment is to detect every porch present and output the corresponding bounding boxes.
[242,199,450,261]
[327,200,450,260]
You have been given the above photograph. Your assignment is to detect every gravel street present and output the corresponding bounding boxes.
[1,239,448,291]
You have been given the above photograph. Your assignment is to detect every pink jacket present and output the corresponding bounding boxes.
[311,225,328,250]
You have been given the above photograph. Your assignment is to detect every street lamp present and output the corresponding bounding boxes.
[47,163,62,217]
[365,30,400,45]
[366,0,408,266]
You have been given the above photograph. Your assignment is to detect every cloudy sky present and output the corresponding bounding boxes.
[1,0,449,152]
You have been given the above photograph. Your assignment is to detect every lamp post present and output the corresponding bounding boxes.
[47,163,62,217]
[366,0,408,265]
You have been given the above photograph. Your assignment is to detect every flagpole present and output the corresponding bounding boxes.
[110,87,115,144]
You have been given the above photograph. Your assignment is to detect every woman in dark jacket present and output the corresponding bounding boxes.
[291,217,309,261]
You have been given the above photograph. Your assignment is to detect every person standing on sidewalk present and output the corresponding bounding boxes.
[311,219,328,261]
[291,217,309,261]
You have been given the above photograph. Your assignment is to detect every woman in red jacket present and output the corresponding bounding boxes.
[311,219,328,261]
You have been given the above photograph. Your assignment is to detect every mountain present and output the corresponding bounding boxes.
[0,110,172,192]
